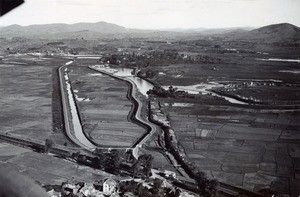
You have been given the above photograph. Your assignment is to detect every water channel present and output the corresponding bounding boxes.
[111,67,248,104]
[91,66,154,96]
[62,64,96,150]
[162,83,248,105]
[257,58,300,63]
[90,65,248,105]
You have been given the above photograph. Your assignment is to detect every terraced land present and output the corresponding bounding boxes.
[68,65,146,148]
[161,102,300,195]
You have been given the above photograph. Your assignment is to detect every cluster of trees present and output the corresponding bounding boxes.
[132,154,153,178]
[100,49,222,68]
[80,149,121,173]
[147,86,188,98]
[71,149,154,178]
[194,171,219,195]
[71,149,121,174]
[137,69,157,79]
[163,129,219,195]
[273,41,300,47]
[148,101,219,196]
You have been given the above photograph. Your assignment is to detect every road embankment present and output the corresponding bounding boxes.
[0,132,74,157]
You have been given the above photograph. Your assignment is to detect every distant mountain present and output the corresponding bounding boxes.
[0,21,127,38]
[157,27,206,32]
[70,22,127,33]
[241,23,300,42]
[157,26,254,34]
[1,22,299,43]
[197,27,251,35]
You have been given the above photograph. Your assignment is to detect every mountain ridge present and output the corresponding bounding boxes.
[0,21,127,37]
[1,22,299,42]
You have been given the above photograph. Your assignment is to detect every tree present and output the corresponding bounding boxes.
[72,151,81,160]
[133,154,153,178]
[104,149,120,173]
[110,54,118,65]
[134,183,152,197]
[125,149,136,164]
[151,178,164,196]
[93,148,104,156]
[44,139,55,153]
[195,171,218,195]
[168,86,177,97]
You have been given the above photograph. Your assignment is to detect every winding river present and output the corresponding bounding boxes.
[91,66,154,96]
[162,83,248,105]
[89,65,248,105]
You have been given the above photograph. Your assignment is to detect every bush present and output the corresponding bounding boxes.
[45,139,55,153]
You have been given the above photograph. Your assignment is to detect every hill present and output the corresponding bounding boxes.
[241,23,300,42]
[0,21,127,38]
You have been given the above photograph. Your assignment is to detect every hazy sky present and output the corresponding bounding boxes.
[1,0,300,29]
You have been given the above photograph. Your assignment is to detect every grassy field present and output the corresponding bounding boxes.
[0,55,116,185]
[0,142,114,185]
[157,96,300,194]
[141,42,300,195]
[0,55,71,146]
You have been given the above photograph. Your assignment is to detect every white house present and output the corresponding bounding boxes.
[103,178,117,196]
[164,170,176,179]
